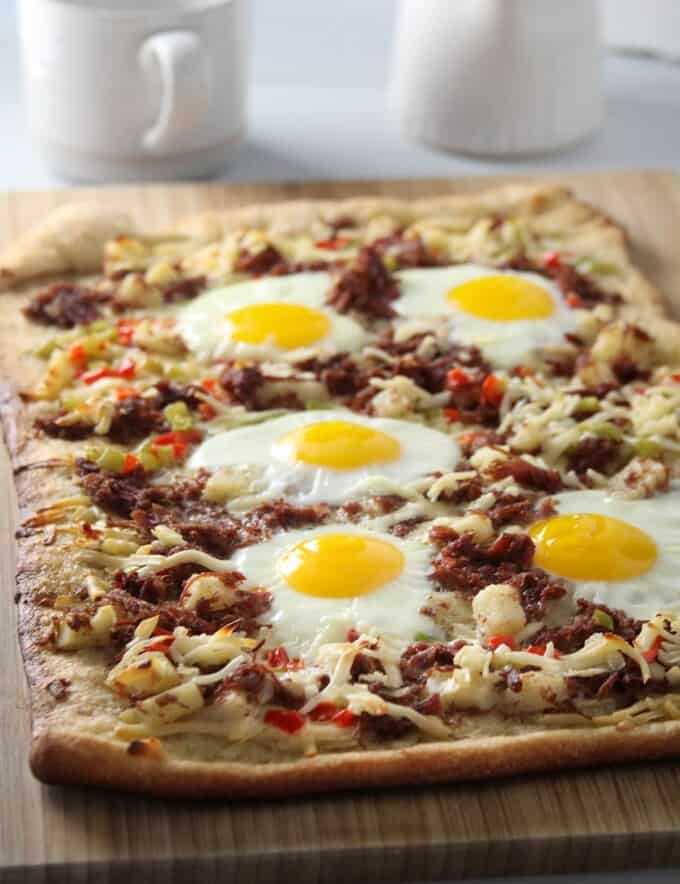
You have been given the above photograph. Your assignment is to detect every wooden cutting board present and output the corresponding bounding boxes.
[3,170,680,884]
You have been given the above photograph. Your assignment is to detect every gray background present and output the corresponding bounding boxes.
[1,0,680,187]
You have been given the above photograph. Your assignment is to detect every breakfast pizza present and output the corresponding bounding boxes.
[3,184,680,798]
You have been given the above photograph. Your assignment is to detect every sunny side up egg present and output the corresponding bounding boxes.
[177,273,366,362]
[189,410,460,505]
[529,487,680,620]
[232,524,435,653]
[394,265,580,368]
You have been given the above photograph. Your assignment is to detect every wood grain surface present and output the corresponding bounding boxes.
[2,170,680,884]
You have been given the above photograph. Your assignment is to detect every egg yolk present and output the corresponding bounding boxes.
[274,420,402,470]
[529,513,658,582]
[278,532,405,598]
[447,275,555,321]
[226,303,331,349]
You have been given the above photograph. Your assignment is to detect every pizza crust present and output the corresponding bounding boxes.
[28,718,680,799]
[0,203,133,291]
[3,183,680,798]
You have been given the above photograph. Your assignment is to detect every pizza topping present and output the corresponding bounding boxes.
[326,246,400,318]
[17,193,680,765]
[24,283,111,329]
[566,436,622,476]
[488,457,563,493]
[399,641,458,684]
[531,599,641,654]
[548,261,622,308]
[445,367,505,426]
[160,275,207,303]
[220,662,305,709]
[370,232,444,269]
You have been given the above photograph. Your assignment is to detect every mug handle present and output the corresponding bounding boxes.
[138,30,210,156]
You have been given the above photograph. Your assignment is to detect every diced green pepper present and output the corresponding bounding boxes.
[95,446,127,474]
[593,609,614,631]
[34,338,59,359]
[84,444,104,463]
[134,438,162,471]
[586,422,623,442]
[634,438,663,458]
[165,363,195,381]
[141,357,164,375]
[575,257,622,278]
[414,631,437,642]
[163,401,193,430]
[574,396,600,415]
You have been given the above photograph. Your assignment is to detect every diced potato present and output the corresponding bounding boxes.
[136,681,205,723]
[472,583,526,639]
[179,572,239,611]
[107,651,181,700]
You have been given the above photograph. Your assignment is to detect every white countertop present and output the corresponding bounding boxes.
[2,1,680,881]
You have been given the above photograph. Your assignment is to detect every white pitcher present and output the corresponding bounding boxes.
[388,0,603,156]
[19,0,250,182]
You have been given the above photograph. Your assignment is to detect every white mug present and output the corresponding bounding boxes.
[19,0,250,182]
[388,0,603,157]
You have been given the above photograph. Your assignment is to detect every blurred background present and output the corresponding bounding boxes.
[1,0,680,186]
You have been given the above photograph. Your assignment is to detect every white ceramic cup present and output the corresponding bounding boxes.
[19,0,249,182]
[388,0,603,157]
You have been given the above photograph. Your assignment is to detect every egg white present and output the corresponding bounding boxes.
[394,265,580,369]
[536,488,680,620]
[177,272,367,362]
[188,410,460,505]
[232,524,437,654]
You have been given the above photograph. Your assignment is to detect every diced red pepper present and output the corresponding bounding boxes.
[526,643,562,659]
[152,429,203,460]
[201,378,219,393]
[671,372,680,383]
[69,343,88,367]
[81,366,117,385]
[81,522,101,539]
[82,358,136,385]
[265,646,289,669]
[447,366,472,388]
[332,709,358,728]
[481,374,504,407]
[122,453,141,475]
[416,693,443,716]
[512,364,534,378]
[443,408,462,423]
[486,635,516,651]
[116,318,136,346]
[566,293,586,309]
[264,708,306,735]
[116,387,137,401]
[308,702,338,722]
[314,236,352,251]
[146,637,174,656]
[543,251,562,270]
[642,635,663,663]
[152,626,173,636]
[117,356,137,379]
[198,402,217,420]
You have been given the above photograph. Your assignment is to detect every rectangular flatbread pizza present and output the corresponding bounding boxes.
[3,185,680,799]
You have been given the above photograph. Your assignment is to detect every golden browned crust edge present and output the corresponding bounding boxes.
[0,203,133,291]
[3,183,680,798]
[29,721,680,799]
